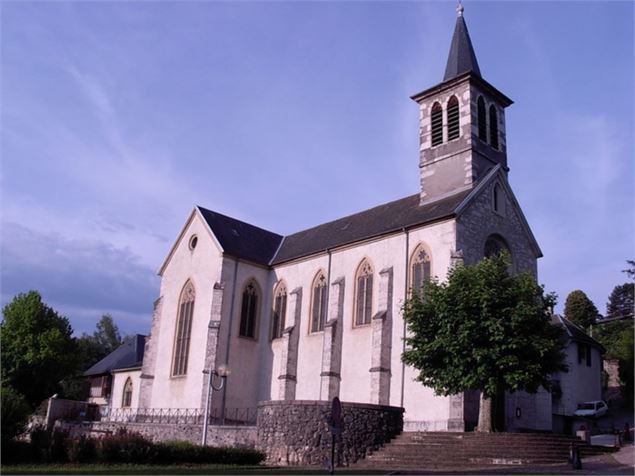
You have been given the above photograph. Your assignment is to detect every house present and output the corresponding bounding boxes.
[84,335,146,409]
[550,315,605,433]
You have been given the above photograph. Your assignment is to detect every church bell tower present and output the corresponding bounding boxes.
[412,4,513,204]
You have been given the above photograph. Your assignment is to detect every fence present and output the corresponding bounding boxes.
[98,407,257,426]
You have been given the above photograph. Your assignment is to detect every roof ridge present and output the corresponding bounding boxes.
[282,193,420,240]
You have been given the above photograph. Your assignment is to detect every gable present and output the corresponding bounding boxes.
[455,165,542,273]
[158,208,224,276]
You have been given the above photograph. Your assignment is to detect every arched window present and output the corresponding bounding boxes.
[447,96,460,141]
[410,245,431,295]
[271,282,287,340]
[477,96,487,141]
[354,259,374,326]
[489,105,499,149]
[484,234,511,259]
[310,271,328,333]
[430,102,443,147]
[122,377,133,407]
[239,280,259,339]
[492,183,505,214]
[172,281,195,376]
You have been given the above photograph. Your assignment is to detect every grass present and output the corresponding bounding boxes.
[1,464,390,475]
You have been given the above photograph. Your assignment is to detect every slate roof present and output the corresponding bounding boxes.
[197,206,283,266]
[444,9,481,81]
[272,190,471,265]
[196,188,471,267]
[83,335,146,377]
[553,315,605,353]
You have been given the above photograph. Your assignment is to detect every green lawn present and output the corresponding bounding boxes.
[1,464,389,475]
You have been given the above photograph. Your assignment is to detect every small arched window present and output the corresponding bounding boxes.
[172,281,195,376]
[484,234,511,259]
[489,105,499,149]
[430,102,443,147]
[477,96,487,141]
[122,377,133,408]
[447,96,460,141]
[354,259,374,326]
[271,282,287,340]
[410,245,431,295]
[310,271,328,333]
[239,280,259,339]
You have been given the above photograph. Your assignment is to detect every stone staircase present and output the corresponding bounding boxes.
[354,432,617,470]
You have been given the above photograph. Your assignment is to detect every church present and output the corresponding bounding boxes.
[99,5,561,433]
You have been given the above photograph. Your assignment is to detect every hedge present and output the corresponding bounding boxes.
[1,429,265,466]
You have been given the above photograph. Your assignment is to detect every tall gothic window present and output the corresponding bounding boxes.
[477,96,487,141]
[122,377,133,407]
[430,102,443,147]
[447,96,460,141]
[354,259,374,326]
[410,245,431,295]
[489,105,499,149]
[271,282,287,340]
[171,281,195,376]
[310,271,328,333]
[239,281,259,339]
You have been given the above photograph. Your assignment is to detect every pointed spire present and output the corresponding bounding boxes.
[443,2,481,81]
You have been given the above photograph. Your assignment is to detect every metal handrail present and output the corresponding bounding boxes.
[98,407,256,426]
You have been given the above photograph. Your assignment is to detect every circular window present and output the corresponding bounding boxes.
[189,235,198,250]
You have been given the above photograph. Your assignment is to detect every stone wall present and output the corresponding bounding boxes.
[56,421,257,448]
[257,400,403,466]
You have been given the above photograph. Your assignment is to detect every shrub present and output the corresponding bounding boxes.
[97,429,156,464]
[154,440,265,465]
[0,439,33,465]
[1,386,31,442]
[67,435,97,463]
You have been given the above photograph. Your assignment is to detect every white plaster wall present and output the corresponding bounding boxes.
[553,342,603,416]
[398,220,456,428]
[270,255,330,401]
[150,212,223,409]
[111,370,142,409]
[268,219,457,429]
[214,258,274,411]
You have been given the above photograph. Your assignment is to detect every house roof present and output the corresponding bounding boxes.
[196,206,283,266]
[443,6,481,81]
[271,190,471,265]
[83,335,147,377]
[553,315,605,353]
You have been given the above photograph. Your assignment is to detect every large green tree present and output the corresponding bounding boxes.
[563,290,600,330]
[402,254,567,432]
[1,291,77,407]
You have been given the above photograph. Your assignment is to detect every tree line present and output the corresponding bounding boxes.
[1,291,127,439]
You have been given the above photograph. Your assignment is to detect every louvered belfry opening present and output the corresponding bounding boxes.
[489,105,499,149]
[477,96,487,141]
[431,102,443,147]
[447,96,460,141]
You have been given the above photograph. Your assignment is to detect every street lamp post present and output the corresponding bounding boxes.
[202,364,231,446]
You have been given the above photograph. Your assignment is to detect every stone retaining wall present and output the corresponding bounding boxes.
[257,400,403,466]
[56,421,257,448]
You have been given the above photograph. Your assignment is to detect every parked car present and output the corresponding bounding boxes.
[574,400,608,418]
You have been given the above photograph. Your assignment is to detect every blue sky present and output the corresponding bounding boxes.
[1,1,633,336]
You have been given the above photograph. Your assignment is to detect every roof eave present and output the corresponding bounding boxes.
[411,72,513,108]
